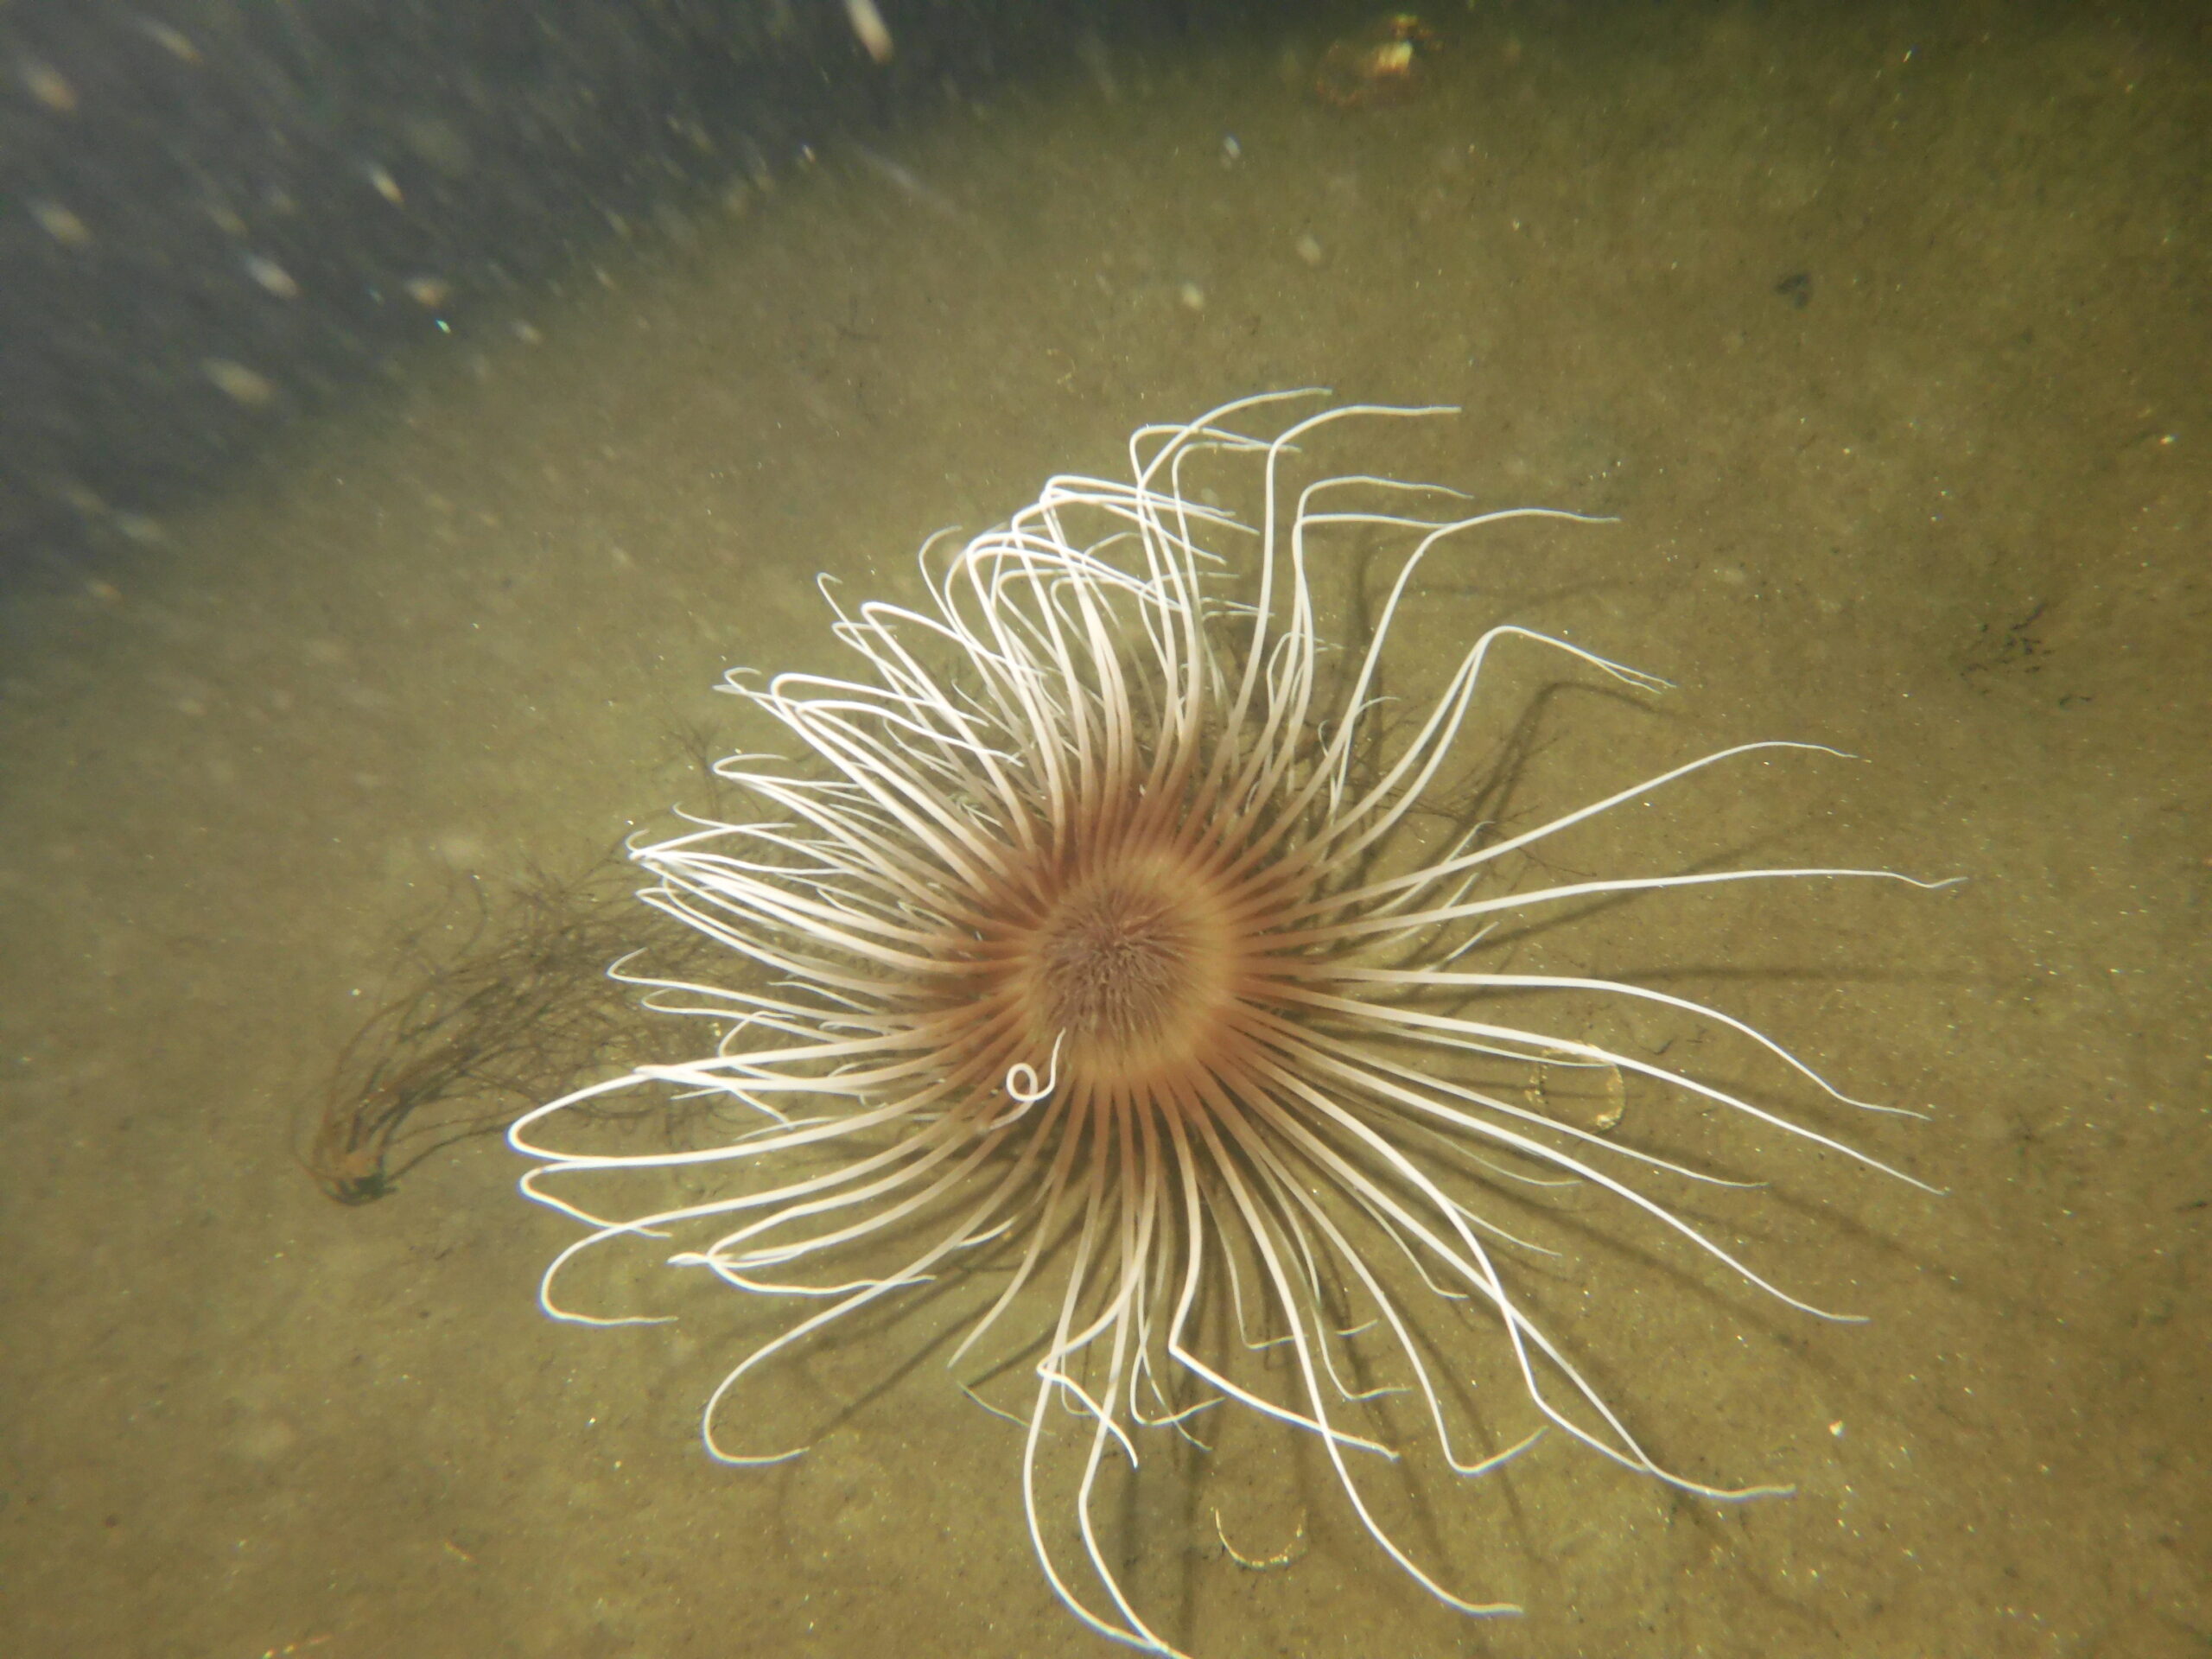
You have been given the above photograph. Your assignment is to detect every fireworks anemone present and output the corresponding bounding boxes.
[512,394,1946,1654]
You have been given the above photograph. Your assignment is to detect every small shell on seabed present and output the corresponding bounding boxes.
[1315,13,1440,110]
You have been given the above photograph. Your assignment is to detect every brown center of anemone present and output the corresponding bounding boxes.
[1039,883,1188,1045]
[1011,848,1245,1092]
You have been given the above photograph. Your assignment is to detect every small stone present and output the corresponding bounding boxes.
[31,201,92,247]
[22,61,77,113]
[142,21,201,62]
[202,359,276,405]
[244,253,299,298]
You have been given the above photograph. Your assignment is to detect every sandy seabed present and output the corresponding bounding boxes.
[2,7,2204,1656]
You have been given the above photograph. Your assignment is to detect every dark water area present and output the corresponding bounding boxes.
[0,0,1217,572]
[1,3,2205,1656]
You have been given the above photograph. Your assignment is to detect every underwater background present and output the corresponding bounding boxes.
[1,3,2204,1655]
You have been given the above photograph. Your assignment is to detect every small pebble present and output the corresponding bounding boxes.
[22,60,77,112]
[202,359,276,405]
[143,21,201,62]
[244,253,299,298]
[32,201,92,247]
